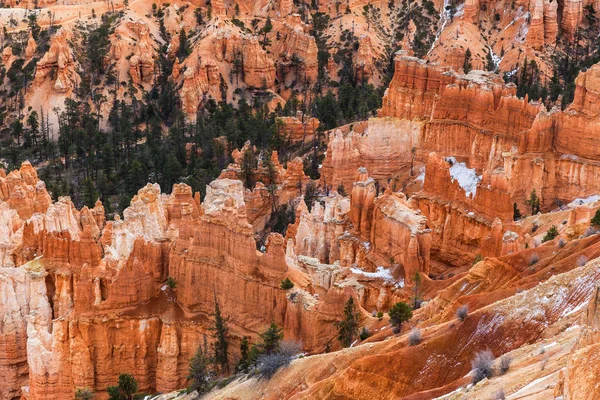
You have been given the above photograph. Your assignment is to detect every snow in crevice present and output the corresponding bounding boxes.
[428,0,451,55]
[415,166,426,183]
[487,45,502,71]
[445,157,482,198]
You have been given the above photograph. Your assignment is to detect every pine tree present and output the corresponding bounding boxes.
[83,178,99,208]
[513,202,522,221]
[411,272,422,310]
[177,28,190,60]
[335,297,361,347]
[188,336,212,394]
[592,209,600,227]
[240,148,256,188]
[463,48,473,74]
[236,336,251,373]
[211,294,230,374]
[526,189,541,215]
[259,323,284,355]
[542,225,559,242]
[388,302,413,333]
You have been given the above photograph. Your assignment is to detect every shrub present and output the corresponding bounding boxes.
[359,327,370,341]
[255,341,300,380]
[471,350,494,384]
[75,388,95,400]
[498,354,511,375]
[542,225,559,243]
[495,388,506,400]
[584,226,597,237]
[577,255,588,267]
[107,374,137,400]
[280,278,294,290]
[256,352,292,379]
[408,327,422,346]
[456,305,469,322]
[473,253,483,265]
[165,277,177,289]
[377,311,383,320]
[529,253,539,265]
[558,237,566,248]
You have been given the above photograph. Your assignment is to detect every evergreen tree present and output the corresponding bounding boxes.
[486,48,496,72]
[107,374,137,400]
[177,28,190,60]
[26,111,40,152]
[513,202,522,221]
[236,336,251,373]
[388,302,413,333]
[240,148,256,188]
[211,294,230,374]
[463,48,473,74]
[542,225,559,242]
[526,189,541,215]
[304,181,318,212]
[28,13,41,40]
[259,323,284,355]
[335,297,361,347]
[411,272,422,310]
[82,178,99,208]
[188,337,212,394]
[592,209,600,227]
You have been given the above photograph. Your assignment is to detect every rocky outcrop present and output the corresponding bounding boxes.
[276,112,320,144]
[0,161,52,220]
[127,22,156,85]
[25,33,37,59]
[271,14,319,84]
[34,29,76,93]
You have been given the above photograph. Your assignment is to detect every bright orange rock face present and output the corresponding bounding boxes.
[0,161,366,399]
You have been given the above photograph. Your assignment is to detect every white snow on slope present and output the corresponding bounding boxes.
[445,157,482,198]
[567,195,600,208]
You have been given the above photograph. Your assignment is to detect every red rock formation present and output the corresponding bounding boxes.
[0,161,52,219]
[127,22,156,85]
[34,29,76,93]
[276,112,320,144]
[271,14,319,84]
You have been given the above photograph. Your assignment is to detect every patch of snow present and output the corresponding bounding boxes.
[487,45,502,71]
[503,230,519,241]
[567,195,600,208]
[565,324,580,332]
[543,341,558,350]
[415,167,426,183]
[350,339,358,348]
[428,0,451,55]
[512,371,559,397]
[561,154,579,161]
[350,266,394,281]
[561,300,589,318]
[432,386,463,400]
[445,157,482,197]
